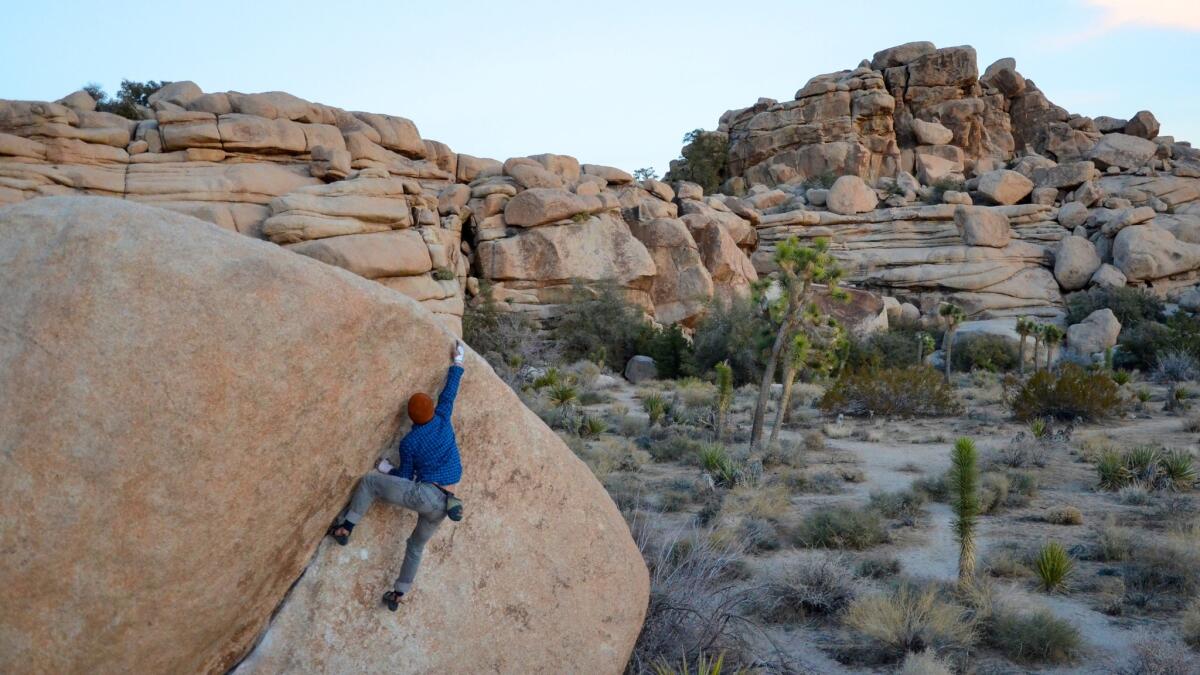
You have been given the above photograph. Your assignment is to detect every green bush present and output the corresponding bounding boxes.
[1116,314,1200,371]
[802,170,837,190]
[952,335,1019,372]
[1009,364,1123,421]
[690,297,770,385]
[553,282,648,369]
[820,367,961,417]
[1066,285,1164,329]
[794,506,888,549]
[639,323,693,379]
[84,79,169,119]
[845,325,935,371]
[665,129,728,194]
[868,489,927,523]
[987,610,1081,664]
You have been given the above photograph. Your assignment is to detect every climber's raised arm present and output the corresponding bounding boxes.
[435,341,465,419]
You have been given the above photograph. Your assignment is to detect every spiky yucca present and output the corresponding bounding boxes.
[949,437,981,589]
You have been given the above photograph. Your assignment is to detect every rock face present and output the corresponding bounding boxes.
[955,205,1011,247]
[1067,308,1121,355]
[0,197,647,675]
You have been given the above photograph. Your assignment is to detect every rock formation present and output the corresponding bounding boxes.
[4,41,1200,331]
[0,197,647,674]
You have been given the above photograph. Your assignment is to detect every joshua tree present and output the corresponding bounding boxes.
[1041,324,1065,371]
[939,303,966,382]
[749,237,844,450]
[767,333,810,449]
[949,437,981,590]
[1015,316,1035,374]
[916,331,935,367]
[714,360,733,441]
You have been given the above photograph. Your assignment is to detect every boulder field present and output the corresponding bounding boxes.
[0,197,647,674]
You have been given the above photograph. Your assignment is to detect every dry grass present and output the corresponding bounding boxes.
[720,484,790,521]
[898,649,953,675]
[754,554,860,623]
[1044,505,1084,525]
[842,584,975,660]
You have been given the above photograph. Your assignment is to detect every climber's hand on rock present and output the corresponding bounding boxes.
[453,341,465,366]
[377,458,394,474]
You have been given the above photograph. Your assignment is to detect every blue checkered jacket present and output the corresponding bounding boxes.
[389,365,463,485]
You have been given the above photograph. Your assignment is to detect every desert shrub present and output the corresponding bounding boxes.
[1117,483,1153,505]
[794,506,888,549]
[640,324,694,379]
[869,489,927,524]
[1009,364,1123,421]
[820,367,961,417]
[761,439,803,468]
[84,79,169,119]
[1160,449,1198,490]
[912,473,950,502]
[579,415,608,438]
[690,297,770,386]
[897,650,953,675]
[930,177,965,201]
[463,282,554,381]
[1115,636,1196,675]
[1095,519,1133,562]
[857,556,902,579]
[806,470,845,494]
[1096,450,1133,490]
[987,609,1081,664]
[755,555,859,622]
[1034,542,1073,593]
[733,517,781,554]
[1112,368,1133,385]
[699,445,741,487]
[1097,446,1197,492]
[1182,598,1200,648]
[1122,533,1200,601]
[1117,314,1200,370]
[554,282,649,369]
[953,335,1019,373]
[1066,285,1164,328]
[979,472,1010,514]
[1044,506,1084,525]
[803,430,826,452]
[803,170,838,190]
[650,652,736,675]
[666,129,729,194]
[845,325,932,371]
[647,433,706,463]
[720,484,789,522]
[627,516,751,672]
[984,549,1032,578]
[1154,349,1200,383]
[842,585,975,660]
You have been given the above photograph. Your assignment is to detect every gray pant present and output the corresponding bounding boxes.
[340,472,447,594]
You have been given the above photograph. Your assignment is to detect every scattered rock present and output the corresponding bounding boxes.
[1088,133,1158,170]
[913,118,954,146]
[1066,308,1121,355]
[1090,263,1127,288]
[826,175,878,214]
[976,169,1033,205]
[1123,110,1160,140]
[1054,236,1101,290]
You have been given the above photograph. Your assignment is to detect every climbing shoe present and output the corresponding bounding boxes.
[445,495,464,522]
[382,590,403,612]
[326,520,353,546]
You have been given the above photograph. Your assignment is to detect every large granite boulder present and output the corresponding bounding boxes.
[1088,133,1158,170]
[1114,224,1200,282]
[0,197,647,675]
[1053,235,1101,291]
[628,217,714,325]
[976,169,1033,205]
[954,205,1011,247]
[826,175,878,215]
[1067,308,1121,356]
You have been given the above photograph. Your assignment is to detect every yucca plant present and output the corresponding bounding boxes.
[699,445,740,487]
[644,394,668,426]
[949,437,980,589]
[1034,541,1073,593]
[1111,369,1132,386]
[1124,445,1161,483]
[714,361,733,441]
[532,367,560,390]
[652,652,740,675]
[1159,449,1197,491]
[1136,387,1152,403]
[1028,418,1049,440]
[546,383,579,428]
[1096,450,1131,491]
[578,415,607,438]
[939,303,966,382]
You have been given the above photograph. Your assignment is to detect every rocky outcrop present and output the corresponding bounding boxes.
[0,197,647,675]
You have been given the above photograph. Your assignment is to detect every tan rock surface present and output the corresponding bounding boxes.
[0,196,647,675]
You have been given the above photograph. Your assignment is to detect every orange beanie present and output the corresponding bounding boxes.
[408,393,434,425]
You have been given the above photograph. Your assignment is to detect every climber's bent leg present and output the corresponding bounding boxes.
[394,487,448,594]
[342,472,428,525]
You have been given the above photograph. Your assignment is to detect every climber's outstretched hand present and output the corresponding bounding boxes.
[452,340,465,366]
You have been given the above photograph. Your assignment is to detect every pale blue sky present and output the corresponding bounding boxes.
[3,1,1197,174]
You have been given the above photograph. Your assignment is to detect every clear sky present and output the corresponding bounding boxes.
[2,0,1197,175]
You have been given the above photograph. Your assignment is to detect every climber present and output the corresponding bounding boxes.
[327,340,466,612]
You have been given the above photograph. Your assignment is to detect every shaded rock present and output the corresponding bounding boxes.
[1053,236,1101,290]
[628,218,714,325]
[1057,202,1088,229]
[624,355,658,383]
[1032,161,1096,189]
[0,196,646,675]
[1094,116,1128,134]
[1124,111,1160,140]
[1066,308,1121,355]
[954,205,1011,247]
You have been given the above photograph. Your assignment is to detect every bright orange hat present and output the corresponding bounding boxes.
[408,393,434,425]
